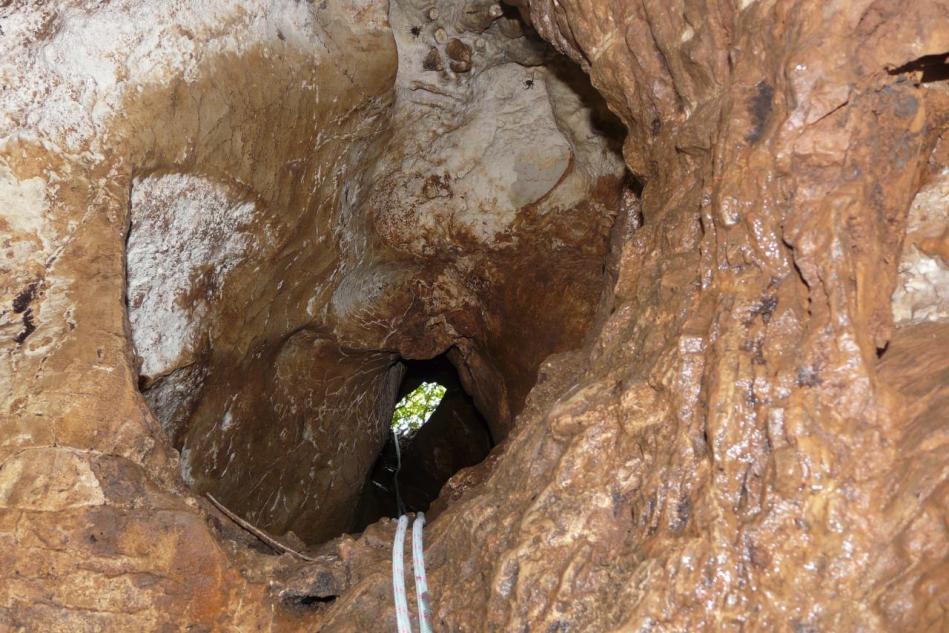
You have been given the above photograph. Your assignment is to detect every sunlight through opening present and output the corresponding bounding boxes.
[390,381,447,437]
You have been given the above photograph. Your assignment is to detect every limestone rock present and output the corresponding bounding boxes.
[1,0,947,631]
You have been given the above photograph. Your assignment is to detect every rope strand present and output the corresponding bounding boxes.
[392,428,407,516]
[392,515,412,633]
[412,513,433,633]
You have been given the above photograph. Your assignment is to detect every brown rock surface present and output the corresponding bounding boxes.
[1,0,947,632]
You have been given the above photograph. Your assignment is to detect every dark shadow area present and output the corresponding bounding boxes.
[351,354,494,532]
[889,52,949,83]
[546,57,628,158]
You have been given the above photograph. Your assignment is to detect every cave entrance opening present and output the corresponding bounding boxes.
[351,354,494,533]
[390,380,447,437]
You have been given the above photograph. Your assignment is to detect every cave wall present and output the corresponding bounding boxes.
[0,0,624,554]
[128,0,623,544]
[0,0,947,631]
[319,0,949,631]
[332,0,627,441]
[1,1,397,628]
[0,0,625,628]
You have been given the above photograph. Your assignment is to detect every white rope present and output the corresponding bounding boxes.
[393,428,406,515]
[411,513,433,633]
[392,515,412,633]
[390,433,431,631]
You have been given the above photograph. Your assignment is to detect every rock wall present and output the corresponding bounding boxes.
[1,0,625,628]
[321,0,949,631]
[1,1,397,628]
[0,0,946,631]
[119,0,622,544]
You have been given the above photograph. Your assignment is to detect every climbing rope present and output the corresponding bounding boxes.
[390,430,433,632]
[411,513,433,633]
[391,512,433,633]
[392,515,412,633]
[392,428,407,516]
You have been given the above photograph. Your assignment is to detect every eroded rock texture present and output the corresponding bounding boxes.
[1,0,622,628]
[2,1,396,628]
[319,1,949,631]
[1,0,947,631]
[120,0,620,545]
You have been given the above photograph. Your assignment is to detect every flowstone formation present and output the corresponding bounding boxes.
[1,0,947,632]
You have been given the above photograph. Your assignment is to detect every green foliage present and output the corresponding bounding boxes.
[391,381,446,436]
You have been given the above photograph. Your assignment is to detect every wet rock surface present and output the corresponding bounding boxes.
[1,0,947,632]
